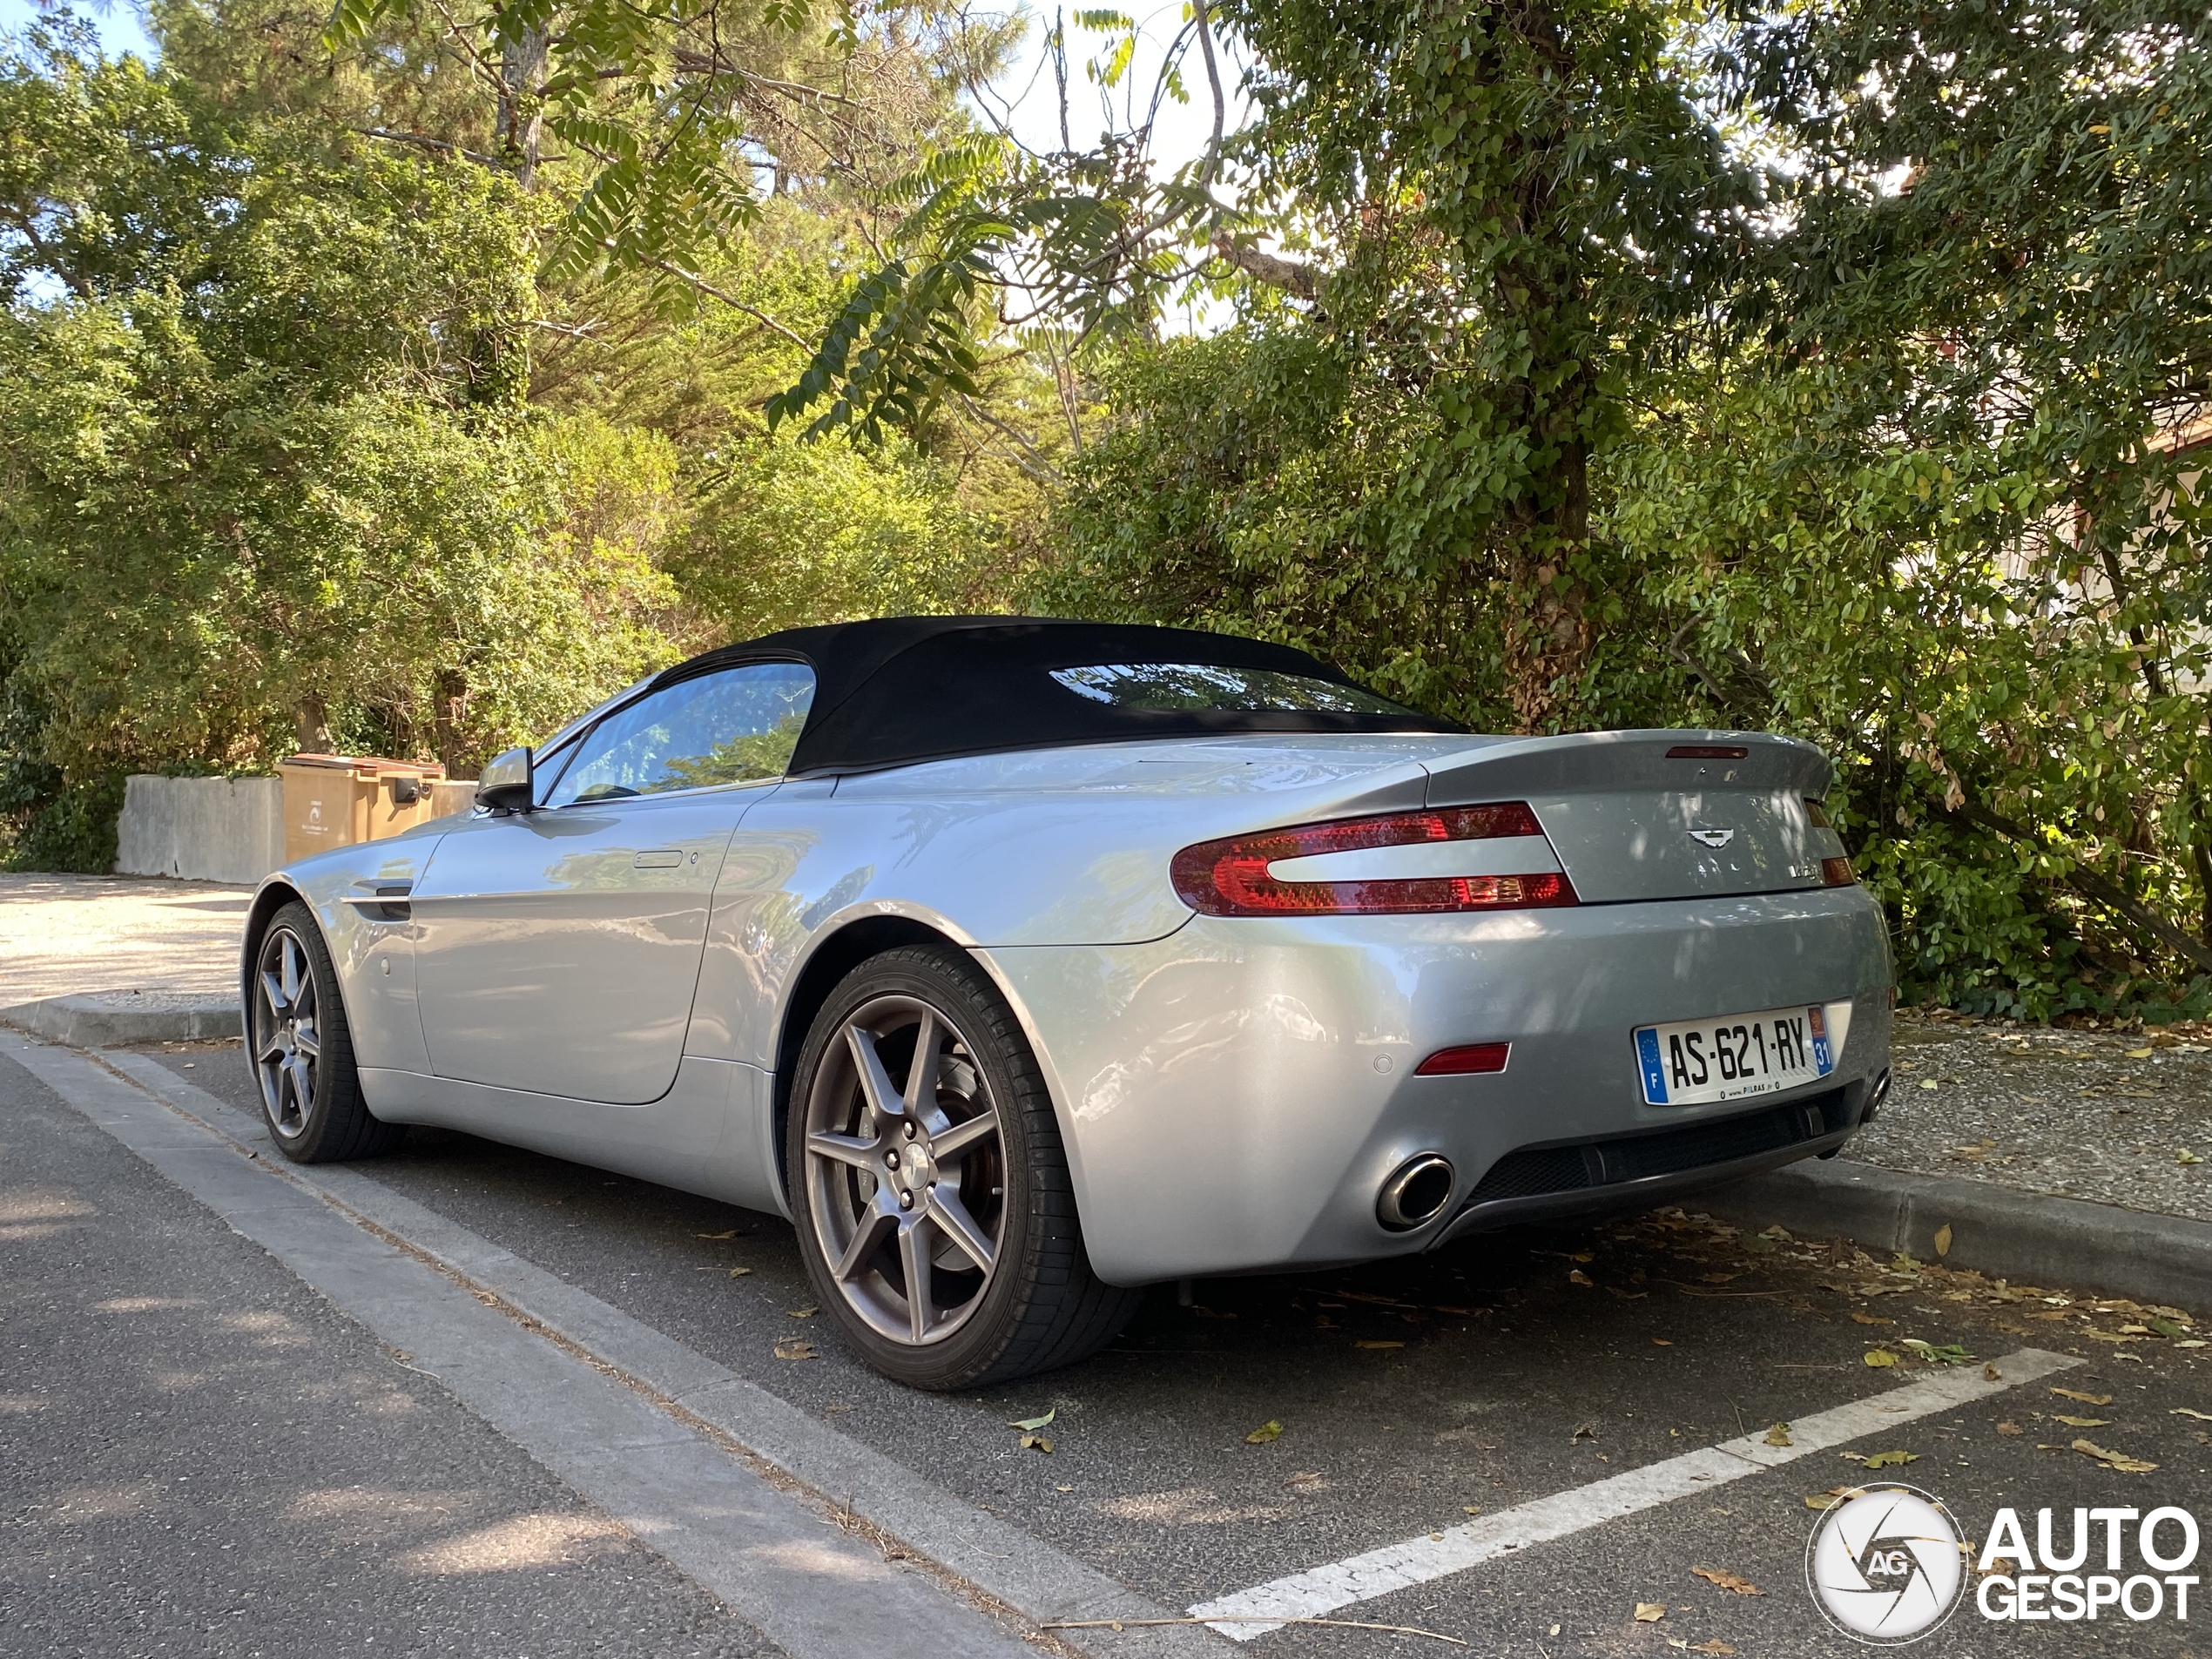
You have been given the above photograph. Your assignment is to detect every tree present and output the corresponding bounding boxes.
[0,22,686,865]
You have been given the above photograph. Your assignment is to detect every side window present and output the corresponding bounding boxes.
[541,664,816,808]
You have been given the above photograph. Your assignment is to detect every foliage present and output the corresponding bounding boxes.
[674,433,1019,638]
[1045,0,2212,1016]
[0,24,688,816]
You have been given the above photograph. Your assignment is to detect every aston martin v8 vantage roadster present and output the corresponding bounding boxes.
[243,617,1892,1387]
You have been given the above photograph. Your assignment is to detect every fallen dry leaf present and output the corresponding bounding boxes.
[1019,1433,1053,1453]
[1804,1487,1854,1511]
[1634,1602,1667,1623]
[1245,1420,1284,1444]
[773,1339,818,1361]
[2072,1439,2156,1474]
[696,1230,738,1239]
[786,1305,819,1318]
[2180,1150,2204,1165]
[2172,1407,2212,1423]
[1009,1409,1056,1431]
[1843,1448,1918,1469]
[1984,1362,2002,1381]
[1932,1224,1954,1258]
[1462,1505,1482,1514]
[1851,1312,1894,1325]
[2052,1414,2110,1428]
[1653,1339,1675,1347]
[1354,1339,1406,1351]
[1686,1643,1737,1656]
[1864,1349,1899,1368]
[2054,1388,2114,1406]
[2128,1046,2155,1059]
[1764,1422,1792,1447]
[1569,1269,1594,1286]
[1692,1567,1764,1596]
[1995,1422,2023,1437]
[726,1266,752,1278]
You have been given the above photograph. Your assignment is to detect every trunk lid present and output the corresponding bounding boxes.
[1420,732,1842,904]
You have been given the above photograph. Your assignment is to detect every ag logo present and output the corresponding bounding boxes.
[1688,828,1735,848]
[1805,1484,1967,1644]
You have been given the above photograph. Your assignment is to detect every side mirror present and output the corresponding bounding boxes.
[475,746,535,814]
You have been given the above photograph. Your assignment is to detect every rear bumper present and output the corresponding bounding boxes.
[1429,1076,1868,1242]
[982,885,1893,1285]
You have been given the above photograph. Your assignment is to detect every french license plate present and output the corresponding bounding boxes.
[1634,1005,1835,1106]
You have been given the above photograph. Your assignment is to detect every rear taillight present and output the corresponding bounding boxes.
[1821,855,1855,887]
[1170,804,1577,917]
[1804,799,1832,828]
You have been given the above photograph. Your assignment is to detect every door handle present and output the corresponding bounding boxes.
[632,849,685,869]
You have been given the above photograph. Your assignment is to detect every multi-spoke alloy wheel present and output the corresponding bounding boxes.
[802,995,1006,1345]
[245,900,401,1163]
[787,947,1143,1389]
[253,924,323,1142]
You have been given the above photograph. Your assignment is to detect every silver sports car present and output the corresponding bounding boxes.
[243,617,1892,1387]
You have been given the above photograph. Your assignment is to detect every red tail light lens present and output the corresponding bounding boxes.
[1170,804,1577,917]
[1821,855,1855,887]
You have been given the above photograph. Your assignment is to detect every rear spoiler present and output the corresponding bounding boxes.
[1421,731,1832,804]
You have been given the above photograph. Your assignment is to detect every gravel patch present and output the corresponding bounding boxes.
[0,872,250,1003]
[1849,1011,2212,1224]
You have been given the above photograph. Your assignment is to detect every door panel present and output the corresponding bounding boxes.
[410,792,745,1103]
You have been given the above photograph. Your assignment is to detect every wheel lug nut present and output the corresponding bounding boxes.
[885,1151,899,1170]
[902,1123,916,1140]
[898,1190,914,1211]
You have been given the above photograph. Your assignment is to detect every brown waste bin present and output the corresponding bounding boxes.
[277,755,448,863]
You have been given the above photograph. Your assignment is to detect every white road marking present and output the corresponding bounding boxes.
[1188,1345,2081,1640]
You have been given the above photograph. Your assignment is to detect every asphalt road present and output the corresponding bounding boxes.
[10,1035,2211,1657]
[0,1043,777,1659]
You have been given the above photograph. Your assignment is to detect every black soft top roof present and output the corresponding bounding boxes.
[655,616,1463,776]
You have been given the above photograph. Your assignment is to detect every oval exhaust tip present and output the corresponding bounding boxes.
[1865,1067,1892,1122]
[1377,1154,1455,1231]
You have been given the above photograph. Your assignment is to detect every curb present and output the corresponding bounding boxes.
[0,993,240,1048]
[1700,1156,2211,1313]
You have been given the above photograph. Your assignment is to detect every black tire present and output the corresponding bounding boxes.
[786,945,1143,1390]
[247,901,403,1163]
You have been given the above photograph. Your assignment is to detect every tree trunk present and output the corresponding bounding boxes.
[431,669,472,778]
[294,697,334,755]
[1500,435,1595,732]
[499,25,550,189]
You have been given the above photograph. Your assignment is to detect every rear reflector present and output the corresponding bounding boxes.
[1821,855,1855,887]
[1666,745,1750,759]
[1170,804,1578,917]
[1415,1042,1511,1076]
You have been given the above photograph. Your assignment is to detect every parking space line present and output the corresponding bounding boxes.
[1188,1345,2081,1640]
[86,1048,1234,1658]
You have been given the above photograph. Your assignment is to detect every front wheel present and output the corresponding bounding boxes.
[786,946,1142,1389]
[249,902,403,1163]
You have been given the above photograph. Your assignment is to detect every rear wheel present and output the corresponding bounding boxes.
[249,901,402,1163]
[786,946,1142,1389]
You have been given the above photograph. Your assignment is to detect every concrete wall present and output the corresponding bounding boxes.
[117,774,482,886]
[116,775,285,886]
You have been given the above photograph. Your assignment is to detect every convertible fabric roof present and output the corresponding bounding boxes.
[656,616,1464,775]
